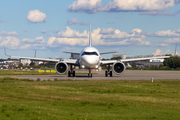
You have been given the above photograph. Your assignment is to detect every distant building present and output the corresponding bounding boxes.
[113,54,126,59]
[20,59,31,66]
[5,59,20,69]
[70,53,80,59]
[150,59,164,62]
[132,61,163,67]
[126,54,155,59]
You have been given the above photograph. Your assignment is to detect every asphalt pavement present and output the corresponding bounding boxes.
[0,70,180,81]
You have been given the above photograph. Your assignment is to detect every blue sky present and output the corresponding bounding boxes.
[1,0,180,59]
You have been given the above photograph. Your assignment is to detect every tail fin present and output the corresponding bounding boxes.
[89,22,92,47]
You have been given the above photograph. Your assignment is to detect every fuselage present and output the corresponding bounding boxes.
[79,47,100,69]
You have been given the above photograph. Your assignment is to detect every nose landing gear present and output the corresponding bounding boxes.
[88,68,92,77]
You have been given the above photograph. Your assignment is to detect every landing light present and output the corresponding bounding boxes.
[95,65,98,68]
[82,65,85,68]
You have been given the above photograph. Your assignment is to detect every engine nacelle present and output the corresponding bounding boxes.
[112,62,126,74]
[55,62,68,74]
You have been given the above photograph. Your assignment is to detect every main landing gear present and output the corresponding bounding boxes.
[105,64,113,77]
[68,65,75,77]
[88,68,92,77]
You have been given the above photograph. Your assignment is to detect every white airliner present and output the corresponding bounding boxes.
[5,23,170,77]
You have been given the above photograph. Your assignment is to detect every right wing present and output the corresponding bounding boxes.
[7,55,79,65]
[4,47,79,65]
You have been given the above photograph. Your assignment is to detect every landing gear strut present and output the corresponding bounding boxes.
[105,64,112,77]
[88,68,92,77]
[68,65,75,77]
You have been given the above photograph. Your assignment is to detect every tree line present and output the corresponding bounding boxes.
[163,56,180,69]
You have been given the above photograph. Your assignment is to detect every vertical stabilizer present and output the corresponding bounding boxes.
[89,22,92,47]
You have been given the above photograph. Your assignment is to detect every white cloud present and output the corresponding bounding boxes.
[27,10,46,23]
[22,36,45,44]
[165,49,179,55]
[41,30,47,34]
[0,36,20,49]
[101,28,144,39]
[19,44,31,49]
[103,0,175,12]
[163,38,180,44]
[158,43,169,46]
[139,11,178,16]
[153,49,179,56]
[48,27,151,47]
[20,36,46,50]
[67,0,180,16]
[144,29,180,37]
[175,29,180,33]
[175,0,180,4]
[153,49,163,56]
[155,30,180,37]
[157,38,180,46]
[0,31,20,36]
[0,36,46,50]
[55,27,88,38]
[48,37,89,46]
[100,28,115,34]
[67,0,102,13]
[67,18,89,25]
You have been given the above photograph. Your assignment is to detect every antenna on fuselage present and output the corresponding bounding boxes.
[89,22,92,47]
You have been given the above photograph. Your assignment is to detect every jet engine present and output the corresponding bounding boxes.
[112,62,126,74]
[55,62,68,74]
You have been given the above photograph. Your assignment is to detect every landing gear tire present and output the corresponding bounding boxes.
[105,70,113,77]
[105,71,108,77]
[68,71,71,77]
[88,73,92,78]
[110,71,112,77]
[73,71,75,77]
[68,70,75,77]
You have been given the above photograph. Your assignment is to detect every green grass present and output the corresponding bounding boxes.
[0,78,180,120]
[0,70,57,75]
[0,70,95,75]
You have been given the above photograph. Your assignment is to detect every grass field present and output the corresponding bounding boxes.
[0,77,180,120]
[0,70,94,75]
[0,70,57,75]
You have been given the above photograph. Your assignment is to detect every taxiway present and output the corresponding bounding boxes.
[0,70,179,80]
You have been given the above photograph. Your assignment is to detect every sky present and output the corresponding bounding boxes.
[1,0,180,59]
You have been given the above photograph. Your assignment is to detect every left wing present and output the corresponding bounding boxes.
[101,56,170,65]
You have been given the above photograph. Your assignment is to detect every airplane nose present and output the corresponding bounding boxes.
[86,58,95,64]
[84,57,98,65]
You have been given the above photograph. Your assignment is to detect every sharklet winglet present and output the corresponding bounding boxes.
[4,46,11,57]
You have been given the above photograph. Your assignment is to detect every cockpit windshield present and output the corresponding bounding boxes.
[81,52,98,56]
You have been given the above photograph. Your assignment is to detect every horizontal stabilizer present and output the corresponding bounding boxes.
[63,51,80,55]
[100,51,118,55]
